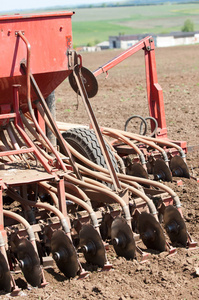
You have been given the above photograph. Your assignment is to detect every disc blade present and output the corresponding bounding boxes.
[100,213,114,240]
[16,238,42,287]
[111,216,135,260]
[163,205,188,246]
[126,162,148,179]
[69,66,98,98]
[153,159,172,182]
[79,224,106,267]
[51,230,79,278]
[0,252,12,292]
[170,156,190,178]
[138,212,166,252]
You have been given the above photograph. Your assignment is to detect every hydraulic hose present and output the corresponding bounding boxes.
[101,127,147,168]
[78,165,158,218]
[63,173,132,228]
[6,188,70,234]
[39,181,99,229]
[102,127,169,164]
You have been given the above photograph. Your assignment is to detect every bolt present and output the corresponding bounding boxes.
[112,234,126,248]
[53,248,68,261]
[166,221,179,234]
[82,241,96,254]
[18,256,31,269]
[112,237,119,246]
[172,167,183,177]
[53,252,60,262]
[142,229,156,241]
[18,259,25,268]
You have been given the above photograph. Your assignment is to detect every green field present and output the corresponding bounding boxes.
[69,3,199,47]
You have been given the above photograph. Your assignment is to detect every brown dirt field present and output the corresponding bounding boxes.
[2,44,199,300]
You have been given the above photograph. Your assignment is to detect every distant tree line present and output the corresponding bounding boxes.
[76,0,199,9]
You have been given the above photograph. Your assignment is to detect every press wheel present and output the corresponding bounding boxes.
[138,212,166,252]
[0,251,12,292]
[79,224,106,267]
[163,205,188,247]
[51,230,79,278]
[111,216,135,260]
[16,238,42,287]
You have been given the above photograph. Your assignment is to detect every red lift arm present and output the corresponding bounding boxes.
[93,36,167,139]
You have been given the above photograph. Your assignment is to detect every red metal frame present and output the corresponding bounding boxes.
[93,36,170,140]
[0,12,74,113]
[12,85,53,174]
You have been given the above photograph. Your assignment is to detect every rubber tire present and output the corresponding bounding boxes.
[62,128,119,184]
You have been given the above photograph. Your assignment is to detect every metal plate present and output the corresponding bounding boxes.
[170,156,190,178]
[69,67,98,98]
[111,216,135,260]
[153,159,172,182]
[163,205,188,247]
[16,238,43,287]
[138,212,166,252]
[79,224,106,267]
[0,251,12,292]
[51,230,79,278]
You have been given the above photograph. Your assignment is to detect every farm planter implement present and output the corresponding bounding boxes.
[0,11,197,294]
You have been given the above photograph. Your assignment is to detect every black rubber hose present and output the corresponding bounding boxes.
[140,116,158,137]
[124,115,147,135]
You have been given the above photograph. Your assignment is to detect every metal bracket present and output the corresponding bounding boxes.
[67,50,78,70]
[15,31,25,36]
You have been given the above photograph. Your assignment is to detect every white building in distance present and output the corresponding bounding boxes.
[109,31,199,49]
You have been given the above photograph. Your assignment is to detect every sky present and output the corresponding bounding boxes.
[0,0,116,12]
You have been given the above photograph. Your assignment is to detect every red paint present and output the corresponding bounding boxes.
[0,12,74,112]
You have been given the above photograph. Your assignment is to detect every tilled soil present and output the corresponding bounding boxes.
[2,44,199,299]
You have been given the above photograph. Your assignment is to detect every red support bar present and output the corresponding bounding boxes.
[0,147,34,157]
[0,182,3,232]
[12,85,53,174]
[93,37,150,77]
[57,177,68,217]
[35,108,46,135]
[144,40,167,138]
[93,36,168,138]
[0,113,16,120]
